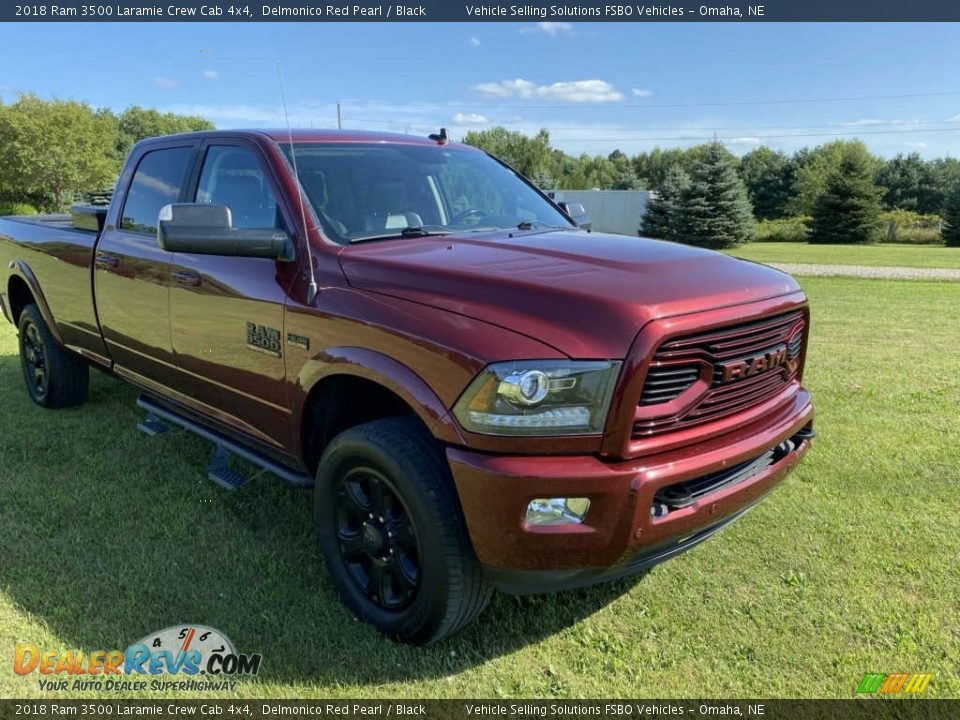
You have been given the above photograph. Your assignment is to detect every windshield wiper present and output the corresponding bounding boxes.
[350,225,452,243]
[516,220,565,230]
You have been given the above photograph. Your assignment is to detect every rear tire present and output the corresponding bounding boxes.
[315,416,492,644]
[18,303,89,408]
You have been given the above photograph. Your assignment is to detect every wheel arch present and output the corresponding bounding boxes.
[7,262,63,344]
[295,347,466,474]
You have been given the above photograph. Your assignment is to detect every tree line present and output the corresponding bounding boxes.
[1,98,958,248]
[463,127,960,248]
[0,94,212,213]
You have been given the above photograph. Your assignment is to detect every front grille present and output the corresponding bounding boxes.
[633,310,804,438]
[639,365,700,405]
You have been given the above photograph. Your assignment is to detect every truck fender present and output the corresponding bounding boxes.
[7,260,64,345]
[294,346,467,454]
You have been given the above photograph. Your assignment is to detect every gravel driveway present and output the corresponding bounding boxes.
[766,262,960,281]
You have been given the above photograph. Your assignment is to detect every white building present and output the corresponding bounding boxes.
[550,189,652,237]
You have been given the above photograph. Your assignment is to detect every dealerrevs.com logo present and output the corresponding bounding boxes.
[14,625,262,692]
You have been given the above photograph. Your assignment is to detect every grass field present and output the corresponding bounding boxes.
[1,277,959,699]
[727,242,960,269]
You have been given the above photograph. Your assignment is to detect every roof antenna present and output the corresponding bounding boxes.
[428,127,448,145]
[277,61,318,306]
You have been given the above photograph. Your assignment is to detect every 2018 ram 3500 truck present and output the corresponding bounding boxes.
[0,130,814,644]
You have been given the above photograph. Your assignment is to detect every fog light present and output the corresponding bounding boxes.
[525,497,591,526]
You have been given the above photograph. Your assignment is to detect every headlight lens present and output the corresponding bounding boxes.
[453,360,621,436]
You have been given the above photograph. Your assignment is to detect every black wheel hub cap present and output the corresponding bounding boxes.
[23,323,47,397]
[361,523,385,555]
[334,467,421,610]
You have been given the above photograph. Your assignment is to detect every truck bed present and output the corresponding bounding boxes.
[3,213,78,229]
[1,212,101,234]
[0,213,102,353]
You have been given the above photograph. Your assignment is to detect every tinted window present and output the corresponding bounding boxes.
[120,147,194,234]
[196,146,281,229]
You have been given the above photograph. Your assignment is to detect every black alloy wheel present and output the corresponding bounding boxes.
[334,466,421,610]
[17,303,89,409]
[314,417,493,644]
[21,319,48,401]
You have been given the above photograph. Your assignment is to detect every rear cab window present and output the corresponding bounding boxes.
[119,146,195,234]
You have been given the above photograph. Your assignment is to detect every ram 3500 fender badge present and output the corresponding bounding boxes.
[246,322,282,357]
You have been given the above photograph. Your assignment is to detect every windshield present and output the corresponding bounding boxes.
[281,142,573,243]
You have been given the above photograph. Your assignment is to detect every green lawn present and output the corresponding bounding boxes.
[727,242,960,269]
[1,277,958,699]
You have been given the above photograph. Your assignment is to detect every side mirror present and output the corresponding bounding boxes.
[157,204,294,261]
[557,201,592,231]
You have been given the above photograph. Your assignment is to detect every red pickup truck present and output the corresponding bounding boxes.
[0,129,814,644]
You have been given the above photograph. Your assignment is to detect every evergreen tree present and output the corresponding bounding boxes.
[943,182,960,248]
[809,152,883,244]
[640,165,690,241]
[738,147,794,220]
[680,143,756,249]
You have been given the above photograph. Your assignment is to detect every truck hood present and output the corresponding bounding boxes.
[338,230,800,358]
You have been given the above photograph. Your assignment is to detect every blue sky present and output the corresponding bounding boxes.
[2,22,960,157]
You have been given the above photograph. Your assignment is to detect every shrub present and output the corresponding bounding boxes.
[754,216,810,243]
[0,202,39,216]
[877,209,943,244]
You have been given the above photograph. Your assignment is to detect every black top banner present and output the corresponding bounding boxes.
[3,0,960,22]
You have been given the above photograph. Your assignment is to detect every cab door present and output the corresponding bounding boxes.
[167,141,294,449]
[95,144,196,389]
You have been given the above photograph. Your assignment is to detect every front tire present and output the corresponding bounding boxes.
[18,303,89,408]
[315,417,492,644]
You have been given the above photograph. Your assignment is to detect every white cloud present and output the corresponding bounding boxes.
[725,137,762,146]
[153,77,178,89]
[907,142,928,149]
[202,70,219,80]
[532,21,573,35]
[631,88,653,97]
[842,117,918,127]
[469,37,481,47]
[844,118,885,127]
[948,114,960,123]
[453,112,490,125]
[474,78,623,103]
[474,79,537,98]
[539,80,623,102]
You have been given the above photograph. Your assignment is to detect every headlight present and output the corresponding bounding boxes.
[452,360,621,436]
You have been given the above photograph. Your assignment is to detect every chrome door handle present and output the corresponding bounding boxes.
[95,254,119,269]
[171,269,202,287]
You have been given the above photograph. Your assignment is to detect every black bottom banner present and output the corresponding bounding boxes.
[0,700,957,720]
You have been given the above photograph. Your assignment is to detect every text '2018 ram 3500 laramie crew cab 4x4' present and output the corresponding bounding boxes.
[0,129,814,644]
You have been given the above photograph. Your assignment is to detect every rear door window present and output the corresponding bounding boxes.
[120,147,195,234]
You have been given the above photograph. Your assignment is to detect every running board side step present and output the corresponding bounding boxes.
[136,395,313,490]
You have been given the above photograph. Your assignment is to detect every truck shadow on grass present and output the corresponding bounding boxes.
[0,355,643,689]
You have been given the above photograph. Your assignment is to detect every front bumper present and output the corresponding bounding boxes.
[447,390,813,594]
